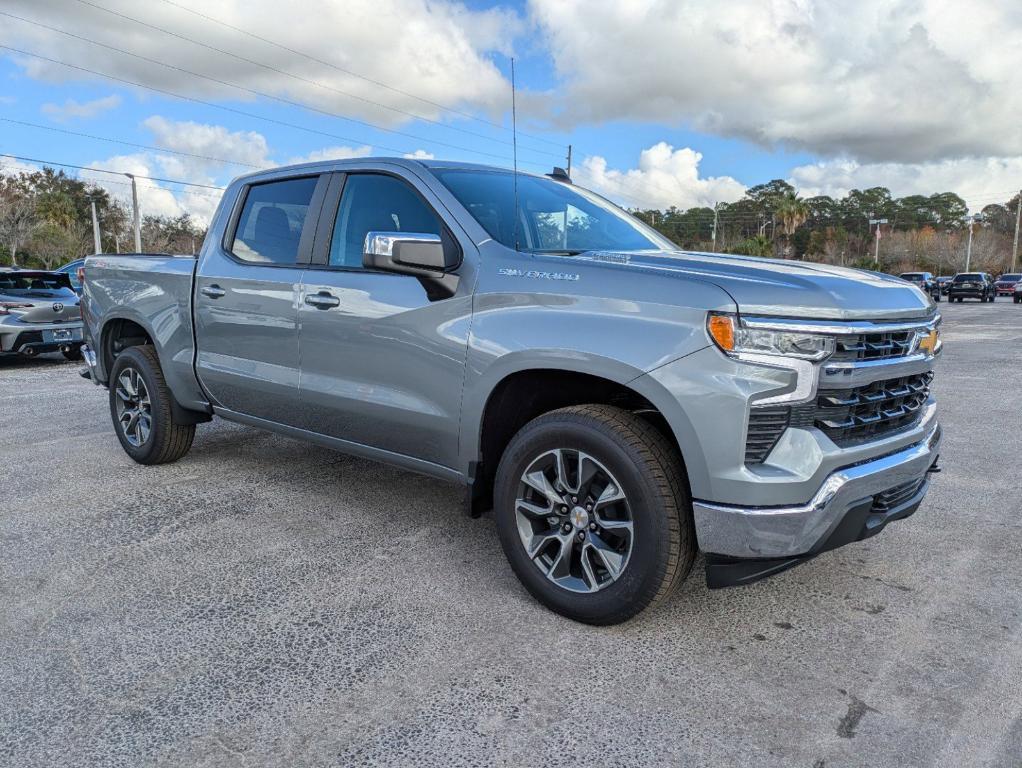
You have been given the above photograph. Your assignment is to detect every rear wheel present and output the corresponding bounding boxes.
[108,345,195,465]
[493,404,695,625]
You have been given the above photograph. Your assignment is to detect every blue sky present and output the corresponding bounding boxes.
[2,0,1020,222]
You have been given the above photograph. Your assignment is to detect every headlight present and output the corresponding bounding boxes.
[707,313,835,361]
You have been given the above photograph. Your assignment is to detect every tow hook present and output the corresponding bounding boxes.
[927,457,941,474]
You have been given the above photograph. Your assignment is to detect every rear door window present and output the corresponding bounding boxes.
[230,177,319,264]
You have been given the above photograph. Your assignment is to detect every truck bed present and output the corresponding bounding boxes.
[81,254,208,411]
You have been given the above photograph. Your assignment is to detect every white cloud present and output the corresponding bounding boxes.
[287,145,373,165]
[790,156,1022,213]
[40,94,121,121]
[0,154,43,176]
[530,0,1022,163]
[2,0,520,133]
[574,142,746,210]
[403,150,435,160]
[142,116,271,171]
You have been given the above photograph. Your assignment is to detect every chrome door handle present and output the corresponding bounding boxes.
[305,292,340,309]
[200,285,226,299]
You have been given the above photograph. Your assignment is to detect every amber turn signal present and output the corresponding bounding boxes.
[707,314,736,352]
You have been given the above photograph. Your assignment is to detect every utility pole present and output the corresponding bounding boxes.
[868,218,888,266]
[125,172,142,253]
[965,215,975,272]
[711,203,719,253]
[1012,189,1021,273]
[565,144,572,179]
[86,195,102,254]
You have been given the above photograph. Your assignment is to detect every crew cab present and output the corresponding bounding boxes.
[79,159,943,624]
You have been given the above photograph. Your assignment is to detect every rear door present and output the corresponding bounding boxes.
[194,174,327,423]
[294,170,473,468]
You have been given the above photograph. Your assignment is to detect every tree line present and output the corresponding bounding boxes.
[0,168,205,269]
[631,179,1021,275]
[3,165,1020,276]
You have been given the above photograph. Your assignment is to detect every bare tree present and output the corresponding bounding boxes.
[0,190,37,267]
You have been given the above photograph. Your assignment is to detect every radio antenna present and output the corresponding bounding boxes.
[511,57,520,252]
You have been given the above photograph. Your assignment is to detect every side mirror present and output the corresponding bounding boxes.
[363,231,455,274]
[362,231,460,300]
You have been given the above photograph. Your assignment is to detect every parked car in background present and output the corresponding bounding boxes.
[57,258,87,294]
[994,272,1022,297]
[0,268,84,359]
[936,276,953,295]
[898,271,941,301]
[78,158,943,624]
[1015,281,1022,304]
[948,272,996,302]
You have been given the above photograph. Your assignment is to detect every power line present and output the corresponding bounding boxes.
[152,0,566,150]
[0,117,264,169]
[72,0,562,159]
[0,44,550,176]
[0,153,225,190]
[0,11,545,164]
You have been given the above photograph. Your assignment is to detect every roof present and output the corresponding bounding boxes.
[228,156,549,187]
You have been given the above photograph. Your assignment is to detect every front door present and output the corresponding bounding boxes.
[295,171,472,469]
[194,174,324,423]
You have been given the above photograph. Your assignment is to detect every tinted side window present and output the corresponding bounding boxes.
[231,177,318,264]
[329,174,443,268]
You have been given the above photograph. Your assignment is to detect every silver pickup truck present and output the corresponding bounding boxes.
[80,159,942,624]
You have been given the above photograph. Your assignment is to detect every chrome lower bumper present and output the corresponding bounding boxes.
[693,423,942,558]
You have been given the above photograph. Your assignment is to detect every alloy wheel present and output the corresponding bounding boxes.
[114,366,152,447]
[514,448,634,594]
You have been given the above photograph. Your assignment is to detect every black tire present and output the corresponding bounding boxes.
[1015,296,1021,304]
[494,404,696,625]
[62,346,82,361]
[108,345,195,465]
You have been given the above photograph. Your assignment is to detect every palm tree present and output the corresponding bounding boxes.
[775,192,811,236]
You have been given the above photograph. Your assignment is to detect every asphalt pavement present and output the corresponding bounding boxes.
[1,300,1020,767]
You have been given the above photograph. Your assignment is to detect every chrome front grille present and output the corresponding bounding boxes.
[829,330,916,362]
[745,372,933,463]
[812,372,932,446]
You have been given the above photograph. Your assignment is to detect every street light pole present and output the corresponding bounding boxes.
[1011,189,1021,273]
[125,173,142,253]
[965,216,975,272]
[86,195,102,254]
[868,218,888,267]
[711,203,719,253]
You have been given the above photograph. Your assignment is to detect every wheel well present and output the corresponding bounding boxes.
[101,318,153,377]
[472,369,684,515]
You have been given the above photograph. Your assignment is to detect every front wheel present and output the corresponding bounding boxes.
[108,345,195,465]
[493,404,695,625]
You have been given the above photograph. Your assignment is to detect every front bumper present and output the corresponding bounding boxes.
[695,421,941,585]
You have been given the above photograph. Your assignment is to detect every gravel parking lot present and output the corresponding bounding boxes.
[2,300,1020,767]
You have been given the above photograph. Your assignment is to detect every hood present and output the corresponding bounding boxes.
[575,250,935,321]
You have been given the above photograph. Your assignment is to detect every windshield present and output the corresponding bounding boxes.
[433,169,672,253]
[900,273,925,281]
[954,273,983,282]
[998,274,1021,281]
[0,272,77,297]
